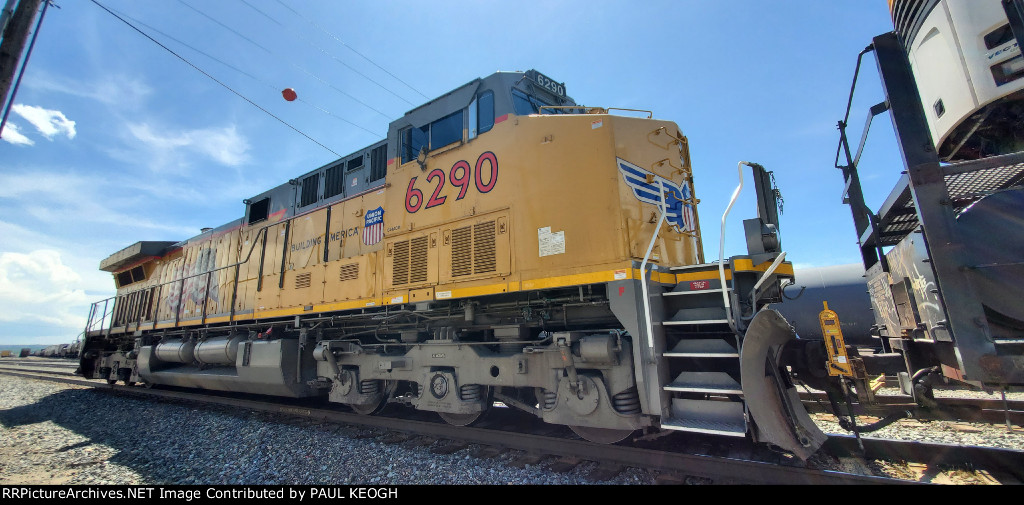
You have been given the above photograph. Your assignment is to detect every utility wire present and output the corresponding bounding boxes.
[90,0,344,157]
[178,0,393,120]
[238,0,415,106]
[115,8,263,82]
[274,0,429,99]
[110,6,382,137]
[175,0,273,54]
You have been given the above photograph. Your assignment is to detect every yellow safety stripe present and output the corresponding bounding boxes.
[733,258,795,275]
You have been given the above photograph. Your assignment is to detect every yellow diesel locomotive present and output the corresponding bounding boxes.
[81,70,823,458]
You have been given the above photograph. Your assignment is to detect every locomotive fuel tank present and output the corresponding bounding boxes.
[153,339,196,364]
[194,335,245,366]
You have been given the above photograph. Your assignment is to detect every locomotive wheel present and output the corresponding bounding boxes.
[438,410,486,427]
[350,380,395,416]
[437,386,493,426]
[569,425,633,444]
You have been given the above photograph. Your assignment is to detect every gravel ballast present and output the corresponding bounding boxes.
[1,374,1021,484]
[0,376,657,485]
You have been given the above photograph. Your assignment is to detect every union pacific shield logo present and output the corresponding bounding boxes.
[363,207,384,246]
[617,158,696,232]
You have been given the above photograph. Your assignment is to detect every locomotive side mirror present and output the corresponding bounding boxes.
[417,146,428,171]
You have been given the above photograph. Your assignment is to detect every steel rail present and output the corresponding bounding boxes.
[800,391,1024,425]
[0,369,901,485]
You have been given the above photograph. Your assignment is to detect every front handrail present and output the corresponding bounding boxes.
[719,162,748,332]
[84,297,115,335]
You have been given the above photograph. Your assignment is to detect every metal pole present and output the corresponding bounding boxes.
[0,0,48,138]
[0,0,18,36]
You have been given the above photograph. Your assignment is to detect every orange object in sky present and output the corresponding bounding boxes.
[282,88,297,101]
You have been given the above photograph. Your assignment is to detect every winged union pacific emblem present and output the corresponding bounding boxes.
[618,158,696,232]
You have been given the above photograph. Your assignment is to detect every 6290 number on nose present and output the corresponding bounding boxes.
[405,151,498,213]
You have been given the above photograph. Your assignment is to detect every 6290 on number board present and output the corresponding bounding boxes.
[405,152,498,213]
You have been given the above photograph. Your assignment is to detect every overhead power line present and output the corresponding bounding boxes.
[110,6,382,138]
[90,0,345,158]
[237,0,416,107]
[274,0,429,99]
[177,0,393,120]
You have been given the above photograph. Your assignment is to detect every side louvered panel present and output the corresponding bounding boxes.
[409,236,429,284]
[451,226,473,277]
[295,272,312,289]
[392,240,410,286]
[338,263,359,282]
[473,221,496,274]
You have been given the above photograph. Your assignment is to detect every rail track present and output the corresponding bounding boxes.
[5,361,1021,425]
[3,367,1023,484]
[800,391,1024,426]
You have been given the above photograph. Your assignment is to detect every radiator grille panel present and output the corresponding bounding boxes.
[295,272,312,289]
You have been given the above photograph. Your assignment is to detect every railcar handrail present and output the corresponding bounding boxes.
[640,180,668,350]
[87,225,270,330]
[749,251,787,306]
[537,105,653,118]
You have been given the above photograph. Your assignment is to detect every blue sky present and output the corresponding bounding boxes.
[0,1,905,345]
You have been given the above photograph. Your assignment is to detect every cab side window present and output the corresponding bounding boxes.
[477,91,494,134]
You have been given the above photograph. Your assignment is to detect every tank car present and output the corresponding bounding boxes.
[80,69,824,458]
[773,264,875,347]
[827,0,1024,406]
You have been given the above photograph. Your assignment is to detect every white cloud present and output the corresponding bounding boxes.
[12,104,76,140]
[0,250,92,329]
[0,171,203,238]
[1,122,34,146]
[27,71,152,110]
[127,122,250,169]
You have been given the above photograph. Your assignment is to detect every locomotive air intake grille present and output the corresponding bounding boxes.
[338,263,359,282]
[450,220,497,278]
[391,237,429,286]
[392,240,410,285]
[409,236,429,284]
[474,221,496,274]
[295,272,312,289]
